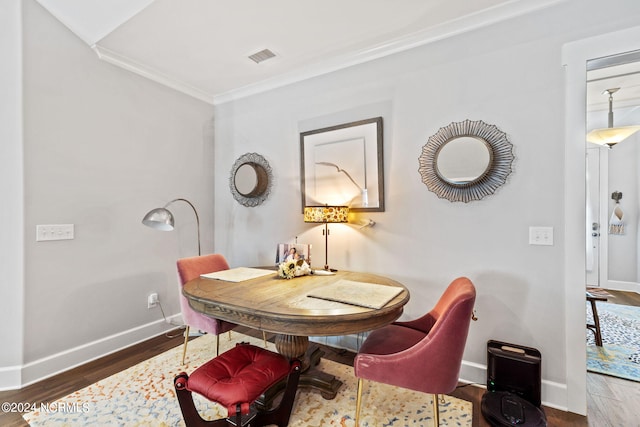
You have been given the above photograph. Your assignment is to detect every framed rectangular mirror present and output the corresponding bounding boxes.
[300,117,384,212]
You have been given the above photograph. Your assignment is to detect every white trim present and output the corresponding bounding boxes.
[604,280,640,293]
[460,361,568,410]
[7,314,181,390]
[0,365,22,391]
[540,380,569,412]
[598,148,610,288]
[92,45,214,104]
[562,38,589,417]
[562,24,640,416]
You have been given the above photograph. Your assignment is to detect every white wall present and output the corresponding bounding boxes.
[0,0,24,388]
[607,135,639,282]
[213,0,640,412]
[2,0,216,386]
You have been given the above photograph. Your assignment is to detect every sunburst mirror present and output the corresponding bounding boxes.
[229,152,273,207]
[418,119,513,203]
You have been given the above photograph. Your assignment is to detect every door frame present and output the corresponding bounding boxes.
[563,24,640,415]
[586,146,610,288]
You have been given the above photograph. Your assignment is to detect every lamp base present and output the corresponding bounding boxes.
[312,269,336,276]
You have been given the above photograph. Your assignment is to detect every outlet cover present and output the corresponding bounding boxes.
[529,226,553,246]
[36,224,74,241]
[147,293,159,309]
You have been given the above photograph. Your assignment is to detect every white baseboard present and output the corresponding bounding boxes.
[603,280,640,294]
[0,364,22,391]
[310,333,369,352]
[456,360,569,411]
[0,314,181,390]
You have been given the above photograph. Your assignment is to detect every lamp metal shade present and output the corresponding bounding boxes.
[587,88,640,148]
[141,207,175,231]
[586,125,640,147]
[141,198,201,255]
[304,205,349,223]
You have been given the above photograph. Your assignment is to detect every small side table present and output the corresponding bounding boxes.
[586,291,607,346]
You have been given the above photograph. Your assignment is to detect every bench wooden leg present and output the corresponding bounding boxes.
[587,299,604,346]
[175,360,301,427]
[174,373,228,427]
[253,361,301,427]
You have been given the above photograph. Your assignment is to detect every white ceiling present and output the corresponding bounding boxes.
[587,60,640,112]
[36,0,564,104]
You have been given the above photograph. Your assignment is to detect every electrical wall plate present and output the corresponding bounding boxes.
[529,226,553,246]
[36,224,74,241]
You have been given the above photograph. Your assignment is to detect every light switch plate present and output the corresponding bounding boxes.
[529,226,553,246]
[36,224,74,241]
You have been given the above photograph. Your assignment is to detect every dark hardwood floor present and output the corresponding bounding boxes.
[1,291,637,427]
[0,329,188,427]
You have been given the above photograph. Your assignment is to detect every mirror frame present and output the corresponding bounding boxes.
[229,152,273,207]
[418,119,514,203]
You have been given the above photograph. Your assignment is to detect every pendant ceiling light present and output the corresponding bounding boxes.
[587,87,640,148]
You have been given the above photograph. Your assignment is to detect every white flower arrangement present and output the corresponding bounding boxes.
[277,259,312,279]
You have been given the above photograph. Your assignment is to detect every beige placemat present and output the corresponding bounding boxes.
[307,279,403,309]
[200,267,274,282]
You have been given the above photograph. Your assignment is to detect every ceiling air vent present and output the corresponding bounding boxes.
[248,49,276,64]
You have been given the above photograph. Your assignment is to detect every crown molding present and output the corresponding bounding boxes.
[91,0,565,106]
[92,45,215,104]
[212,0,565,104]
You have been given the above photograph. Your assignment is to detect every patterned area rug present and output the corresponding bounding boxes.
[586,302,640,382]
[24,332,472,426]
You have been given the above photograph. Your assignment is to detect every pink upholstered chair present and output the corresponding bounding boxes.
[176,254,237,364]
[354,277,477,426]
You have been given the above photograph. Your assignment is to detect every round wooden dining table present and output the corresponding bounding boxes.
[182,268,410,401]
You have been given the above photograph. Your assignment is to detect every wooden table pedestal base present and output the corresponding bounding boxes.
[257,335,342,408]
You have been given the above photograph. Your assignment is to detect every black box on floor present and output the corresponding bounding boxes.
[481,340,546,427]
[486,340,541,406]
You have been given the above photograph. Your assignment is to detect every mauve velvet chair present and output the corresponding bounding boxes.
[354,276,476,427]
[176,253,237,364]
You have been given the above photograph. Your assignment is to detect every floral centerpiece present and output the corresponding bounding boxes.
[277,259,312,279]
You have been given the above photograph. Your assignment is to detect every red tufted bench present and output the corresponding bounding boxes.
[174,343,301,427]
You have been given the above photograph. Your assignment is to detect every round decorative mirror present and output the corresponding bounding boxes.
[436,136,492,184]
[229,153,273,207]
[419,119,513,202]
